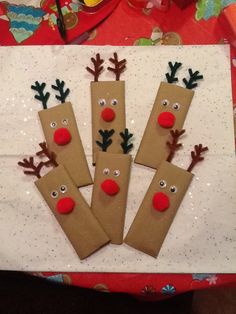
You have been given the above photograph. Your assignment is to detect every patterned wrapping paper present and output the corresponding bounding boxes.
[1,0,236,298]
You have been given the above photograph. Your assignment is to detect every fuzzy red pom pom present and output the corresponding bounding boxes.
[101,108,116,122]
[152,192,170,212]
[157,112,175,128]
[101,179,120,196]
[56,197,75,214]
[54,128,71,145]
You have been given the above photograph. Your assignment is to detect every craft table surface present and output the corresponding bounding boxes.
[1,0,236,299]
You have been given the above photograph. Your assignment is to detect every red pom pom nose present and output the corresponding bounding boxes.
[158,112,175,128]
[56,197,75,214]
[101,108,116,122]
[54,128,71,145]
[101,179,120,196]
[152,192,170,212]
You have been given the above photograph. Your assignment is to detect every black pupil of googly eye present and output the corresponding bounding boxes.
[99,99,105,106]
[170,187,176,193]
[173,104,179,110]
[61,186,65,191]
[160,181,164,186]
[112,99,117,105]
[52,191,57,197]
[162,100,168,106]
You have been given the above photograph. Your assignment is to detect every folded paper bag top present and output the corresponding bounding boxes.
[135,62,203,170]
[18,145,109,260]
[31,79,92,187]
[86,53,127,164]
[125,129,208,258]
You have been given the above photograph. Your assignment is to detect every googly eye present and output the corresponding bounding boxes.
[113,169,120,177]
[62,118,68,125]
[111,99,118,106]
[170,185,178,193]
[50,121,57,128]
[50,190,58,198]
[172,103,181,111]
[103,168,110,175]
[161,99,169,107]
[60,185,67,193]
[98,99,106,106]
[159,180,167,188]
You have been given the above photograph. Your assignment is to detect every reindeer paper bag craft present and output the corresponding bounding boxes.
[86,53,127,164]
[31,80,92,187]
[91,128,133,244]
[125,130,208,258]
[18,144,109,260]
[135,62,203,169]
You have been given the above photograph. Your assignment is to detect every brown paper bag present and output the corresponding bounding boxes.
[90,81,126,164]
[38,102,92,187]
[35,164,109,259]
[125,161,193,257]
[135,82,194,169]
[91,151,132,244]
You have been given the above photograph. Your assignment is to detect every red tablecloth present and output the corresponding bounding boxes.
[1,0,236,299]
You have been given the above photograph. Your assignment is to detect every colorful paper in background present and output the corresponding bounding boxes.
[195,0,236,20]
[6,4,45,43]
[0,0,236,300]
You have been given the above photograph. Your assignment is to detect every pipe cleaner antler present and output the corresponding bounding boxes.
[183,69,203,89]
[18,157,45,179]
[18,143,58,179]
[31,81,50,109]
[86,53,104,82]
[165,61,182,84]
[51,79,70,103]
[36,142,58,167]
[96,129,115,152]
[187,144,208,172]
[120,128,133,154]
[107,52,126,81]
[166,129,185,162]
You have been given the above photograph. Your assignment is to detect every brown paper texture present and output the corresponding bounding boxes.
[35,165,109,260]
[90,81,126,164]
[125,161,193,257]
[91,152,132,244]
[38,102,92,187]
[135,82,194,169]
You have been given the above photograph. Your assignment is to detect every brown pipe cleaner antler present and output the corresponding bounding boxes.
[187,144,208,172]
[107,52,126,81]
[36,142,58,167]
[18,157,45,179]
[18,143,58,179]
[166,129,185,162]
[86,53,104,82]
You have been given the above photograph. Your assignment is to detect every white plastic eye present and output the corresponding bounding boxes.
[159,180,167,188]
[50,121,57,128]
[62,118,68,125]
[60,185,67,193]
[111,99,118,106]
[172,103,181,111]
[161,99,169,107]
[103,168,110,175]
[170,185,178,193]
[113,169,120,177]
[98,99,106,106]
[50,190,58,198]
